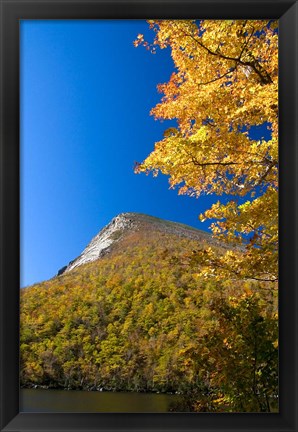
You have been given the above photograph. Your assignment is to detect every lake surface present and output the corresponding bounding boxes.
[20,388,183,413]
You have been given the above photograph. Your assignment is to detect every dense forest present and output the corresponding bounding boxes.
[21,19,278,413]
[20,226,278,412]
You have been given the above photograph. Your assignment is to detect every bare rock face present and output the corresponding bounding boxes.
[60,213,137,274]
[58,212,215,275]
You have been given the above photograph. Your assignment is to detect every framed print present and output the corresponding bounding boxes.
[0,0,297,431]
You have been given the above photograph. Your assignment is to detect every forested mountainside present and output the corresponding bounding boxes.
[20,213,278,412]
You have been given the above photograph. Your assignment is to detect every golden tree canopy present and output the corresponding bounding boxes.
[135,20,278,283]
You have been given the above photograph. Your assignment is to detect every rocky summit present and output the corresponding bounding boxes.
[58,212,215,275]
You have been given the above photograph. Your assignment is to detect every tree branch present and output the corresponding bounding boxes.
[197,67,236,87]
[191,157,239,167]
[180,30,273,85]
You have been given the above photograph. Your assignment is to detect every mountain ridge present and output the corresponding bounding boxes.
[21,212,278,411]
[58,212,215,275]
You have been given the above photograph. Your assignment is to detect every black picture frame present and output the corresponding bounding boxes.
[0,0,297,431]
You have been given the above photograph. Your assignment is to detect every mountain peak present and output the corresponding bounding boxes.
[58,212,211,275]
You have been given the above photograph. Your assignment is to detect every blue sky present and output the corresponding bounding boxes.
[20,20,270,287]
[20,20,222,287]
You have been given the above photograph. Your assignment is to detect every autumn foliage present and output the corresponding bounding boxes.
[21,227,278,412]
[20,20,279,413]
[135,19,278,285]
